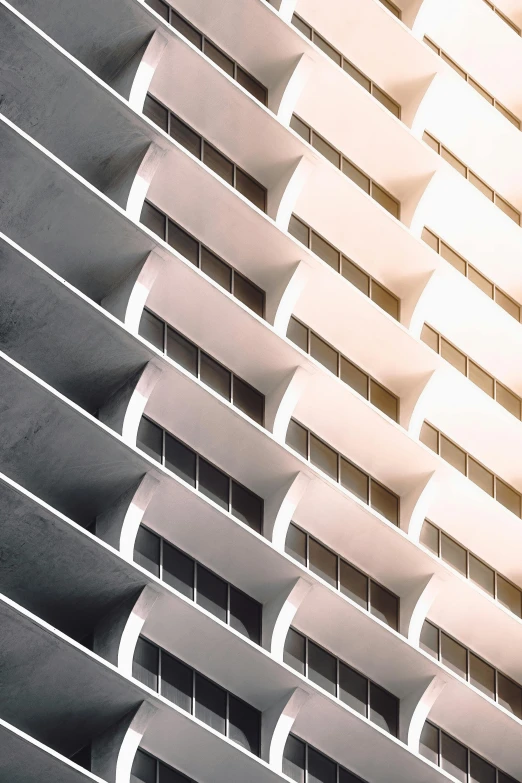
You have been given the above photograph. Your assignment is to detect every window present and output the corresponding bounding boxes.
[379,0,401,18]
[285,522,399,629]
[144,96,267,212]
[288,215,400,320]
[291,15,400,118]
[140,201,265,318]
[291,116,400,220]
[287,420,399,525]
[424,37,520,128]
[483,1,521,35]
[133,638,261,755]
[422,227,520,321]
[421,324,522,420]
[131,749,194,783]
[283,735,369,783]
[423,132,520,225]
[144,0,267,104]
[420,421,522,518]
[284,629,399,736]
[139,309,265,425]
[137,416,264,533]
[420,519,522,619]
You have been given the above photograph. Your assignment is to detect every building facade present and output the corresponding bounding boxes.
[1,0,522,781]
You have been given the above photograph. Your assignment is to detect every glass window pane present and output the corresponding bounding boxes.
[499,773,520,783]
[470,753,496,783]
[134,526,160,577]
[441,732,468,783]
[161,653,193,712]
[310,434,338,480]
[166,327,198,375]
[340,358,368,398]
[203,39,234,76]
[370,581,398,630]
[498,672,522,719]
[468,77,493,103]
[496,479,521,517]
[165,434,197,486]
[289,215,310,246]
[141,201,165,238]
[469,172,494,201]
[495,288,520,320]
[441,533,467,575]
[370,682,398,736]
[420,421,438,452]
[496,103,520,128]
[373,86,400,117]
[342,159,370,193]
[422,227,439,252]
[469,653,495,700]
[341,257,369,295]
[308,640,337,695]
[496,383,521,419]
[236,66,267,105]
[419,722,439,765]
[421,323,439,352]
[163,542,194,599]
[169,114,202,159]
[370,480,399,525]
[233,376,264,425]
[309,537,337,587]
[340,458,369,503]
[200,353,231,400]
[167,220,199,265]
[228,695,260,755]
[339,662,367,716]
[469,266,494,298]
[420,621,439,658]
[423,131,439,153]
[137,417,163,462]
[424,36,440,54]
[287,317,309,352]
[343,60,371,91]
[420,519,440,555]
[133,637,159,691]
[339,768,366,783]
[229,586,261,644]
[233,272,265,316]
[284,627,306,675]
[198,458,229,510]
[235,168,266,211]
[372,183,400,219]
[290,115,311,142]
[170,10,202,48]
[311,231,340,270]
[286,523,307,566]
[469,361,494,397]
[310,333,338,374]
[440,435,467,474]
[441,52,467,80]
[196,564,228,622]
[194,674,227,733]
[495,194,520,224]
[441,146,467,177]
[441,632,467,679]
[497,575,521,617]
[140,309,164,351]
[203,143,234,185]
[131,750,156,783]
[340,560,368,608]
[200,246,232,290]
[371,281,399,319]
[283,734,306,783]
[159,763,192,783]
[313,32,341,65]
[145,0,169,21]
[143,95,168,132]
[287,419,308,457]
[468,458,494,496]
[231,482,263,533]
[308,746,337,783]
[369,380,398,421]
[441,338,467,374]
[441,242,466,274]
[469,554,494,596]
[312,132,340,167]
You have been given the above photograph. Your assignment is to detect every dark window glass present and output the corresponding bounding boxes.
[198,458,229,510]
[497,575,522,617]
[166,327,198,375]
[340,560,368,609]
[169,114,202,159]
[370,682,398,735]
[203,143,234,185]
[283,735,306,783]
[371,281,399,319]
[131,749,156,783]
[369,380,398,421]
[420,621,439,658]
[165,434,197,487]
[140,309,164,352]
[228,695,260,755]
[441,732,467,783]
[236,66,267,105]
[311,231,339,270]
[420,519,439,555]
[195,674,227,734]
[233,376,264,425]
[313,32,341,65]
[287,419,308,458]
[339,770,366,783]
[310,434,338,480]
[496,479,521,517]
[289,215,310,246]
[440,435,466,474]
[308,746,337,783]
[310,333,338,374]
[161,653,193,712]
[159,762,192,783]
[229,586,261,643]
[441,533,467,576]
[340,458,369,503]
[141,201,165,239]
[233,272,265,317]
[340,358,368,398]
[200,353,231,400]
[441,632,467,679]
[143,95,168,132]
[370,480,399,525]
[167,220,199,265]
[499,773,520,783]
[470,753,496,783]
[308,640,337,696]
[236,168,266,211]
[288,317,309,351]
[231,481,263,533]
[203,39,235,77]
[145,0,169,20]
[170,10,202,49]
[196,565,228,622]
[419,722,439,765]
[498,673,522,719]
[469,554,494,596]
[290,115,311,142]
[134,526,160,577]
[286,523,307,566]
[309,537,337,587]
[312,133,341,168]
[469,653,495,700]
[370,582,398,630]
[339,662,367,716]
[341,257,370,295]
[163,542,194,599]
[284,628,306,675]
[137,417,163,462]
[133,637,159,691]
[201,247,232,291]
[342,159,370,193]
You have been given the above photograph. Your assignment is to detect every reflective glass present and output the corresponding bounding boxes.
[340,560,368,609]
[308,640,337,695]
[164,434,197,486]
[309,537,337,587]
[196,565,228,622]
[195,674,227,734]
[284,628,306,675]
[339,662,367,716]
[163,542,194,599]
[231,482,263,533]
[228,695,260,755]
[286,523,307,566]
[198,458,229,509]
[310,434,338,479]
[134,526,160,577]
[200,353,231,400]
[161,653,193,712]
[166,327,198,375]
[370,581,398,629]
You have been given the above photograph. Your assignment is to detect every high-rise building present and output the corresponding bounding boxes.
[2,0,522,781]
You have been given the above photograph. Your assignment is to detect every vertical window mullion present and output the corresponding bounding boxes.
[226,582,231,626]
[197,239,202,270]
[195,454,200,493]
[225,691,230,740]
[305,530,310,568]
[162,428,166,466]
[191,667,196,716]
[158,645,162,695]
[196,346,201,381]
[163,319,167,355]
[228,476,232,514]
[159,536,164,582]
[194,562,198,604]
[366,677,370,719]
